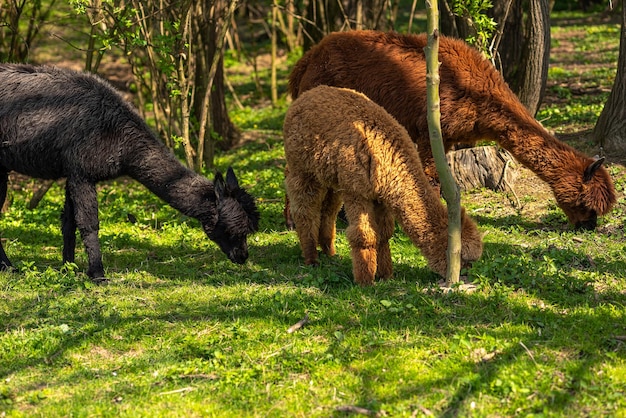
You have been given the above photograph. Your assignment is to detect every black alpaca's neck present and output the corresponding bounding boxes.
[125,133,216,224]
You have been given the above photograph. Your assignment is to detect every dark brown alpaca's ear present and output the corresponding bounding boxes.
[225,166,240,192]
[214,171,226,199]
[583,157,605,183]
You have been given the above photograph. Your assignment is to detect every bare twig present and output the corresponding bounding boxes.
[519,341,538,366]
[287,313,309,333]
[335,405,382,416]
[501,159,521,208]
[178,373,218,380]
[28,179,55,210]
[158,387,194,396]
[413,405,434,416]
[224,74,244,110]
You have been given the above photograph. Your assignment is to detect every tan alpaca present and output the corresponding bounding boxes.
[283,86,483,285]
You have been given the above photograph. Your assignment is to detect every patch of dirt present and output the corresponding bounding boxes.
[466,165,555,226]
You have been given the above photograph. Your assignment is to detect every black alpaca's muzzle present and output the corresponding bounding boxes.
[228,248,249,264]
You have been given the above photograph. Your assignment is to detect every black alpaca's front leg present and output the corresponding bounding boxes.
[0,171,13,271]
[66,179,106,281]
[61,185,77,264]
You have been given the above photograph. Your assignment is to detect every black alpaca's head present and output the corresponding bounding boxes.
[205,167,260,264]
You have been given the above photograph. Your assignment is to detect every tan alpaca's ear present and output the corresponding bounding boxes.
[583,157,605,183]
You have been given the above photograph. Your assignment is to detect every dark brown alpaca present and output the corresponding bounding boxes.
[288,30,616,230]
[284,86,483,285]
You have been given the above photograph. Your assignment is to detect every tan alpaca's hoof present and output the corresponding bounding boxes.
[320,245,336,257]
[376,263,393,280]
[304,258,320,267]
[354,276,375,286]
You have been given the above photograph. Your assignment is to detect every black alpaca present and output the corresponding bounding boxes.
[0,63,260,281]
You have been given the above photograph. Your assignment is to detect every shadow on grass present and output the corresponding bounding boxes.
[1,216,625,415]
[2,254,624,415]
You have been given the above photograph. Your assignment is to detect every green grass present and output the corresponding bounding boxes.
[538,12,621,133]
[2,141,626,417]
[2,10,626,418]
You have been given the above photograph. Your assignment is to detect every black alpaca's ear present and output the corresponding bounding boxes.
[214,171,226,199]
[583,157,605,183]
[225,166,240,192]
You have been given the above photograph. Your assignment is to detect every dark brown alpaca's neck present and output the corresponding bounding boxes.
[497,122,583,185]
[125,136,216,223]
[473,89,587,185]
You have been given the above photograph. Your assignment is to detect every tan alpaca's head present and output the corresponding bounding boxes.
[427,208,483,277]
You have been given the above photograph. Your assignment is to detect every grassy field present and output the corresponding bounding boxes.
[1,10,626,418]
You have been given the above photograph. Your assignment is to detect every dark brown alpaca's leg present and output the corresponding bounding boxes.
[285,172,325,265]
[66,179,105,281]
[374,202,394,280]
[343,196,378,286]
[318,189,343,257]
[61,185,77,265]
[0,171,13,271]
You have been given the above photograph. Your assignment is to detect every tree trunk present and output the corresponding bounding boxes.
[193,0,240,168]
[489,0,521,78]
[490,0,523,80]
[593,0,626,155]
[490,0,550,115]
[514,0,551,115]
[440,0,549,114]
[271,0,279,105]
[212,59,241,152]
[438,0,475,40]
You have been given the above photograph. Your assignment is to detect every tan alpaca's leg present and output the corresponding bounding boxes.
[374,202,394,280]
[285,172,326,265]
[319,189,343,257]
[343,196,378,286]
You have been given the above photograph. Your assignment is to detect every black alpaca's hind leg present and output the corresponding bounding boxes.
[0,171,13,271]
[67,179,106,281]
[61,185,77,264]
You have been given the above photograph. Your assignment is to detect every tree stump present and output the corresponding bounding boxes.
[446,145,519,192]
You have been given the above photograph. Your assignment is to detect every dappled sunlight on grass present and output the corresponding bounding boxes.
[1,9,626,418]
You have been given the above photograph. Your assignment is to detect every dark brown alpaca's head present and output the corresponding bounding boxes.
[205,167,260,264]
[553,157,616,230]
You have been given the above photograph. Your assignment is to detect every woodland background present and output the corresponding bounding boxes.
[2,0,624,170]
